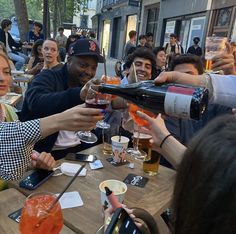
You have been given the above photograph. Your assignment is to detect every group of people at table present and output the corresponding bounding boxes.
[0,20,236,232]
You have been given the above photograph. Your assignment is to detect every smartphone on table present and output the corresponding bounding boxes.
[65,153,97,163]
[19,169,54,190]
[105,208,141,234]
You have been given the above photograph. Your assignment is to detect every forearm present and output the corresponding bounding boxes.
[40,113,62,138]
[161,136,186,169]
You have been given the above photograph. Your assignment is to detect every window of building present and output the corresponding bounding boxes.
[146,7,158,38]
[210,7,233,37]
[125,15,137,43]
[80,15,88,28]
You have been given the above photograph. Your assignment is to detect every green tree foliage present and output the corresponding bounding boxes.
[0,0,15,20]
[0,0,89,23]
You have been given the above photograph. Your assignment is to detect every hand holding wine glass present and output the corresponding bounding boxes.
[77,86,111,143]
[126,103,156,159]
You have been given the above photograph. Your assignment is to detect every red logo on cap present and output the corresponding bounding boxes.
[89,41,97,51]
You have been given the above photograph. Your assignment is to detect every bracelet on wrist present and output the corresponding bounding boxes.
[160,134,172,148]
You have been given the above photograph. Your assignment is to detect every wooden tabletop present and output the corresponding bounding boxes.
[10,144,176,234]
[0,188,76,234]
[0,93,22,106]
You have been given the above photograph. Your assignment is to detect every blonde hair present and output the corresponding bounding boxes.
[0,53,11,71]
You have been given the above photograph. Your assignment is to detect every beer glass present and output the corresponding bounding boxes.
[205,36,227,72]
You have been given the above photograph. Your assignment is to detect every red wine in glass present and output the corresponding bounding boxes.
[85,99,109,110]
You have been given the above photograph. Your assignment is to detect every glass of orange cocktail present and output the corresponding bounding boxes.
[126,103,156,160]
[19,192,63,234]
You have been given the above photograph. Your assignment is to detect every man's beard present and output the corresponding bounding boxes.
[68,72,92,87]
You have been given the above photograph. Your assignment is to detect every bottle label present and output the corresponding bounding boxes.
[164,86,194,118]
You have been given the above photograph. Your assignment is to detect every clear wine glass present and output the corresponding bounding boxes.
[126,103,156,160]
[77,86,110,143]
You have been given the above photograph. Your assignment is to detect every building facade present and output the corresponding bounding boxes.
[139,0,160,48]
[93,0,236,58]
[73,0,97,30]
[93,0,140,59]
[156,0,212,52]
[208,0,236,41]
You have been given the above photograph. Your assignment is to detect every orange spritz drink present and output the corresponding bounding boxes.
[19,192,63,234]
[127,103,156,159]
[128,103,156,127]
[102,75,121,99]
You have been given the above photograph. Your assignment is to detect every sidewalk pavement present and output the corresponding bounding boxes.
[95,57,119,79]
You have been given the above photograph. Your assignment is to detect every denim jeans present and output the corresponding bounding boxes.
[8,51,28,70]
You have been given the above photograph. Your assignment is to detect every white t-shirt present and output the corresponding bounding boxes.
[53,130,81,150]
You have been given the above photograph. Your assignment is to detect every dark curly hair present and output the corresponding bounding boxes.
[125,47,156,76]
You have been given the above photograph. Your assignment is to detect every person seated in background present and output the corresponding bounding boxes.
[71,26,77,35]
[42,38,62,70]
[88,31,97,43]
[165,54,232,146]
[146,32,154,49]
[26,39,44,75]
[153,46,166,76]
[137,34,148,48]
[20,39,105,160]
[187,37,202,57]
[0,19,28,70]
[0,52,103,181]
[55,26,67,62]
[80,30,87,39]
[65,34,79,54]
[28,21,44,43]
[211,41,236,75]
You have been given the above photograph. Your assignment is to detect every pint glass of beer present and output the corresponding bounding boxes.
[205,36,227,72]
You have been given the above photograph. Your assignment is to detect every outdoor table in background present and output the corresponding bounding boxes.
[0,188,76,234]
[12,73,34,87]
[10,144,176,233]
[0,92,22,106]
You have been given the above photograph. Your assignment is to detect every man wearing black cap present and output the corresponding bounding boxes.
[187,37,202,57]
[21,39,104,159]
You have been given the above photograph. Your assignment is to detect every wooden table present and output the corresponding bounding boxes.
[0,188,76,234]
[0,92,22,106]
[10,144,176,234]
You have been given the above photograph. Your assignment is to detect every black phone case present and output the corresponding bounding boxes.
[8,208,22,223]
[19,169,54,190]
[105,208,141,234]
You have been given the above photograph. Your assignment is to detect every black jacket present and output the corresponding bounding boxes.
[21,64,84,153]
[0,28,22,52]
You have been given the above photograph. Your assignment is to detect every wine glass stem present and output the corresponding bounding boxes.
[134,127,140,151]
[84,131,92,137]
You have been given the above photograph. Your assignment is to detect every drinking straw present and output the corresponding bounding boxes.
[133,62,138,82]
[48,164,86,211]
[35,164,86,228]
[102,48,107,82]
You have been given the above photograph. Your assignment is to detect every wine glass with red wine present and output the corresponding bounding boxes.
[77,86,111,143]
